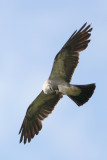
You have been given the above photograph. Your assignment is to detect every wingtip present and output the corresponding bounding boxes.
[84,22,87,26]
[78,22,87,33]
[83,22,87,28]
[88,27,93,32]
[80,22,93,32]
[24,138,27,144]
[86,23,93,32]
[83,22,87,27]
[19,139,22,144]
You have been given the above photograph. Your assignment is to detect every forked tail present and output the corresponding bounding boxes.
[67,83,96,106]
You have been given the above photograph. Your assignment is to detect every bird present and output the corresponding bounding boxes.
[19,22,96,144]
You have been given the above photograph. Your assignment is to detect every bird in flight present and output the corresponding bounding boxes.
[19,23,96,144]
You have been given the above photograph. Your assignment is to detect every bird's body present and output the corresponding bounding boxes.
[42,79,68,94]
[42,79,81,96]
[19,23,96,144]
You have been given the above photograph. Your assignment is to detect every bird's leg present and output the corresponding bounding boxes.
[55,90,63,98]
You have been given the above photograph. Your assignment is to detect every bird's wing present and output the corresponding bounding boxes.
[49,23,92,83]
[19,91,62,144]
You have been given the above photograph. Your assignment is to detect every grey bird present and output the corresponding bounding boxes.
[19,23,96,144]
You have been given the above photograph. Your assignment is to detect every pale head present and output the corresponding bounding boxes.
[42,80,54,94]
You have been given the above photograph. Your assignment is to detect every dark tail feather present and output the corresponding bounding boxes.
[68,83,96,106]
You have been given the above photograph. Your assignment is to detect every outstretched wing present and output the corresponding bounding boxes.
[19,91,62,144]
[49,23,92,83]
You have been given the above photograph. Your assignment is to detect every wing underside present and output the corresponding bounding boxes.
[19,91,62,144]
[49,23,92,83]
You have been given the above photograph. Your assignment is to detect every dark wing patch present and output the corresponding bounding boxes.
[49,23,92,83]
[19,91,62,144]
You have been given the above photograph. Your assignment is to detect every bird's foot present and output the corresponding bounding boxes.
[55,90,63,98]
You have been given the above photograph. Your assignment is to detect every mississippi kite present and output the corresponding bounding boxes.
[19,23,96,144]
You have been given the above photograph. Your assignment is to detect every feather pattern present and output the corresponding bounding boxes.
[19,91,62,144]
[49,23,92,82]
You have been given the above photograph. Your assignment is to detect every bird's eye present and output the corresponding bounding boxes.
[50,87,52,91]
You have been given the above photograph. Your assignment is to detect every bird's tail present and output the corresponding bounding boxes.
[66,83,96,106]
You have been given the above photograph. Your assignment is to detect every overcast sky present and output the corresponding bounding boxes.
[0,0,107,160]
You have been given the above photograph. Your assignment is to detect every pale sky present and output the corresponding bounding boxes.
[0,0,107,160]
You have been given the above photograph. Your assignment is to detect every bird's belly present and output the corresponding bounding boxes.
[58,84,69,94]
[58,84,81,96]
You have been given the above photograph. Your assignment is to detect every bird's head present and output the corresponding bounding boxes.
[42,80,54,94]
